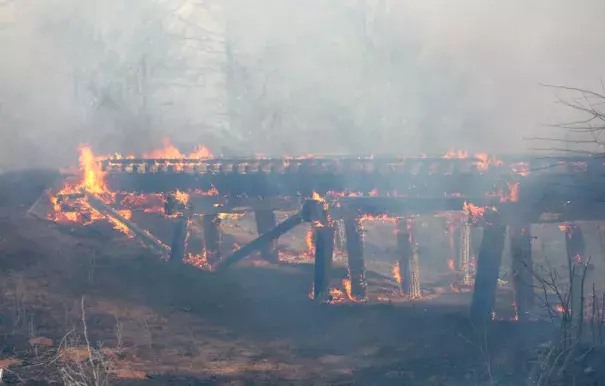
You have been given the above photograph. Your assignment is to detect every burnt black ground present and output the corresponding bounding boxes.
[0,170,563,385]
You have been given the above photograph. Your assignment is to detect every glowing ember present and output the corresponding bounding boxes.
[184,252,212,270]
[305,226,315,257]
[360,214,398,223]
[392,261,402,287]
[174,190,190,205]
[464,202,485,218]
[343,278,353,300]
[447,259,455,272]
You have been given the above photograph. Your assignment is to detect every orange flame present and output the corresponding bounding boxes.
[392,261,402,287]
[447,259,455,271]
[174,190,190,205]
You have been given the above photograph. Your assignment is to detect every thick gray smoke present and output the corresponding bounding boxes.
[1,0,605,168]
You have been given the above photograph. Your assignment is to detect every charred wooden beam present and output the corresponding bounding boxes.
[203,214,222,265]
[453,222,462,271]
[169,207,192,262]
[396,218,413,295]
[188,196,302,214]
[459,222,473,285]
[470,224,506,323]
[409,244,421,298]
[564,224,586,328]
[509,225,534,321]
[215,211,305,271]
[337,196,485,217]
[345,215,367,300]
[313,211,335,301]
[395,218,421,297]
[84,192,170,255]
[334,219,346,252]
[255,210,279,263]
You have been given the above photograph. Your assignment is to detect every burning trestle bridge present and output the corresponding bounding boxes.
[47,154,604,322]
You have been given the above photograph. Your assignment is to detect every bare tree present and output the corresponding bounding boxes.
[530,84,605,155]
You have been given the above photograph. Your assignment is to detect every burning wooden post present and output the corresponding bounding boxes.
[313,209,335,301]
[563,224,586,329]
[254,210,279,263]
[344,215,367,300]
[509,225,534,321]
[470,224,506,322]
[203,214,222,265]
[396,218,420,298]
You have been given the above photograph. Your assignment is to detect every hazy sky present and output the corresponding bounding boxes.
[1,0,605,168]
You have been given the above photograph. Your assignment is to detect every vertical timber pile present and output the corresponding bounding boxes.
[459,221,473,285]
[509,225,534,321]
[564,224,586,330]
[344,214,367,300]
[170,208,191,262]
[450,215,461,271]
[334,219,346,252]
[470,223,506,322]
[313,206,334,300]
[255,210,279,263]
[203,214,222,265]
[396,218,421,298]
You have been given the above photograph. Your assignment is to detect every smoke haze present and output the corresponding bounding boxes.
[1,0,605,168]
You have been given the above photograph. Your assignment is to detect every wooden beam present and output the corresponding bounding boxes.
[313,211,334,301]
[202,214,222,265]
[170,208,192,262]
[84,192,170,255]
[564,224,586,331]
[459,223,473,285]
[470,224,506,323]
[189,196,302,214]
[509,225,534,321]
[396,218,413,295]
[345,215,367,300]
[215,211,305,271]
[255,210,279,263]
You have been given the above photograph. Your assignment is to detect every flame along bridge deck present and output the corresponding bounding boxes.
[48,154,605,323]
[99,155,604,198]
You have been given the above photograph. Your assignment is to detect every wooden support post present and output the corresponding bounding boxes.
[564,224,586,331]
[344,216,367,300]
[453,222,462,271]
[334,219,346,252]
[255,210,279,263]
[169,210,191,262]
[470,224,506,323]
[409,243,421,298]
[396,218,412,294]
[203,214,222,265]
[460,223,472,285]
[510,225,534,321]
[313,211,334,301]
